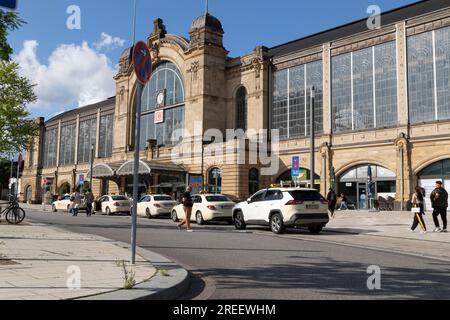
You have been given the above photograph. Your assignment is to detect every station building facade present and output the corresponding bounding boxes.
[21,0,450,210]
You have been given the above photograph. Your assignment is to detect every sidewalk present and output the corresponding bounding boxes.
[319,210,450,261]
[0,222,157,300]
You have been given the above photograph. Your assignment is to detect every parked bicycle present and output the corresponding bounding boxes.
[0,195,26,224]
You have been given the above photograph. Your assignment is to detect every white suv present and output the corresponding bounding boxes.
[232,188,329,234]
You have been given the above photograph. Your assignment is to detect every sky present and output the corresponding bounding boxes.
[6,0,419,121]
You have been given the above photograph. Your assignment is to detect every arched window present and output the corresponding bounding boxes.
[236,86,247,131]
[208,168,222,194]
[248,168,259,195]
[140,62,185,148]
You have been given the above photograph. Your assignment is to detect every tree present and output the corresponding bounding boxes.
[0,10,24,61]
[0,10,38,154]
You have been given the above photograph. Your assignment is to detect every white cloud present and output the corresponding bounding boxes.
[94,32,126,51]
[14,39,117,109]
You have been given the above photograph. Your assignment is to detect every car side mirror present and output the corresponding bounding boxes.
[247,198,252,204]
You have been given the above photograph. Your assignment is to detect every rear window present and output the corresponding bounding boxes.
[154,196,173,201]
[206,196,230,202]
[288,190,322,201]
[112,196,128,201]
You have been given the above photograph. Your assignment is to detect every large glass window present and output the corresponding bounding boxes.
[272,60,323,140]
[236,87,247,131]
[98,114,114,158]
[59,124,76,166]
[140,62,185,147]
[78,118,97,164]
[408,26,450,123]
[332,41,398,132]
[43,128,57,168]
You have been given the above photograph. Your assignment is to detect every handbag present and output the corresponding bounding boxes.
[411,203,420,214]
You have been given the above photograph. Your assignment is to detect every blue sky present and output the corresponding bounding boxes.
[7,0,418,120]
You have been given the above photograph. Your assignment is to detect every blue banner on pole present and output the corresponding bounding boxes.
[292,156,300,177]
[0,0,18,10]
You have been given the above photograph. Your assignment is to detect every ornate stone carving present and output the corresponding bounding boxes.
[188,61,200,83]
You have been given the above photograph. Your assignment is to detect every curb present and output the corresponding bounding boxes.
[77,240,191,300]
[23,219,191,301]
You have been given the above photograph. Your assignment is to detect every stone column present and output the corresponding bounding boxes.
[322,43,332,135]
[396,22,409,127]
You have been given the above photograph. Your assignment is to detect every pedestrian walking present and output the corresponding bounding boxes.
[411,186,427,234]
[177,186,194,232]
[70,188,82,217]
[85,188,95,217]
[327,188,337,218]
[430,181,448,233]
[339,193,348,210]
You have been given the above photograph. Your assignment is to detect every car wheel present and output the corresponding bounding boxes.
[308,225,323,234]
[106,207,112,216]
[146,208,152,219]
[233,210,246,230]
[171,210,179,222]
[52,204,57,213]
[196,211,205,225]
[270,213,285,234]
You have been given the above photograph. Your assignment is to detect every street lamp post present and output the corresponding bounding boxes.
[89,144,94,190]
[309,86,315,190]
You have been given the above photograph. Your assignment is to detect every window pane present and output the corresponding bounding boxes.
[289,65,305,138]
[353,47,374,130]
[306,60,323,135]
[375,41,398,127]
[99,114,114,158]
[236,87,248,131]
[407,31,435,123]
[59,124,76,166]
[272,69,288,140]
[435,26,450,121]
[332,53,352,132]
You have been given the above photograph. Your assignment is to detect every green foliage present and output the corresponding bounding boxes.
[0,10,24,61]
[0,61,38,154]
[0,158,14,189]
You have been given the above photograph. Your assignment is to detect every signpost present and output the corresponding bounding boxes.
[292,156,300,177]
[0,0,17,10]
[131,40,152,265]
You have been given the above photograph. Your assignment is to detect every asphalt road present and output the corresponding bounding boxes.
[25,209,450,300]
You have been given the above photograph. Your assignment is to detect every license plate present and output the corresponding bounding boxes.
[221,205,233,209]
[306,205,319,209]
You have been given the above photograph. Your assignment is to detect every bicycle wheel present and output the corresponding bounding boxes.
[6,207,25,224]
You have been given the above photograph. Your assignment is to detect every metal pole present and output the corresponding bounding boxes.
[201,143,204,192]
[16,157,20,198]
[131,82,143,265]
[400,147,404,212]
[89,144,94,189]
[9,153,13,194]
[310,86,315,190]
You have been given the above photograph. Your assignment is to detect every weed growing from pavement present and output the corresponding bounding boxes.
[115,259,136,289]
[159,269,170,277]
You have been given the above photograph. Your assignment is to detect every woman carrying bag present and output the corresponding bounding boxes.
[411,186,427,234]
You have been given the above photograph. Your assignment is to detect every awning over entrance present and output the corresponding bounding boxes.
[87,160,186,178]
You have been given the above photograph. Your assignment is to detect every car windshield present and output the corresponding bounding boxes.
[206,196,230,202]
[111,196,128,201]
[154,196,173,201]
[289,190,322,201]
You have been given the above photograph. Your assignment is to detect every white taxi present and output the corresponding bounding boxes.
[52,194,86,212]
[95,195,132,215]
[136,194,178,218]
[171,194,235,225]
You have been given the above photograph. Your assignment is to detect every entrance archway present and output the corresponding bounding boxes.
[58,182,71,195]
[418,159,450,211]
[276,169,320,189]
[338,164,396,210]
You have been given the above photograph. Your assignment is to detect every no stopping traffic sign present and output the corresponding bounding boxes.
[133,41,152,85]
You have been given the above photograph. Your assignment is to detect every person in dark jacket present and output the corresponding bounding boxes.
[326,189,338,218]
[430,181,448,233]
[178,186,194,232]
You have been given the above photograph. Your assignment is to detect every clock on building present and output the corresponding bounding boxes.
[156,90,166,108]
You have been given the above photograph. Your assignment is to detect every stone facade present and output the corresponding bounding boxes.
[20,2,450,208]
